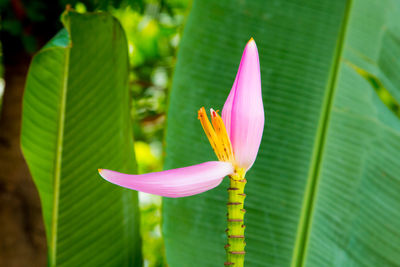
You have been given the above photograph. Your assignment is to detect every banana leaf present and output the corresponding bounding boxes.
[21,11,142,267]
[163,0,400,266]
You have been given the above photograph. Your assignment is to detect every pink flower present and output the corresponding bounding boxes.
[99,38,264,198]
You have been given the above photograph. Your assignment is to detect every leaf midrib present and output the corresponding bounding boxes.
[291,0,354,266]
[49,22,71,267]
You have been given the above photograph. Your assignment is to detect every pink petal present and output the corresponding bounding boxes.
[221,58,240,137]
[222,38,265,170]
[98,161,234,198]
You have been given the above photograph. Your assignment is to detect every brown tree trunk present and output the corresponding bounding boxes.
[0,54,47,267]
[0,1,66,265]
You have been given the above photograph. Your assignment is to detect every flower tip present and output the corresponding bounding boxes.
[246,37,257,51]
[198,106,206,119]
[248,37,255,44]
[98,168,103,174]
[210,108,217,118]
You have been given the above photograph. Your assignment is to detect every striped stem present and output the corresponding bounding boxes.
[225,168,246,266]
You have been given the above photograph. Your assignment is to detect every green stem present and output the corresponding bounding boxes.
[225,168,246,266]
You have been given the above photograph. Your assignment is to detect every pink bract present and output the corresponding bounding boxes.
[99,161,234,198]
[99,38,264,197]
[222,38,264,170]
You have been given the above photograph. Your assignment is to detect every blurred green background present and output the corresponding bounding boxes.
[112,3,191,266]
[90,2,192,266]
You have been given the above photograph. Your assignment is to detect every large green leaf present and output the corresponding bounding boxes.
[21,11,141,267]
[163,0,400,266]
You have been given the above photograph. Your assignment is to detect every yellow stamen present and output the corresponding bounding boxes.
[198,107,234,162]
[198,107,224,160]
[210,109,234,162]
